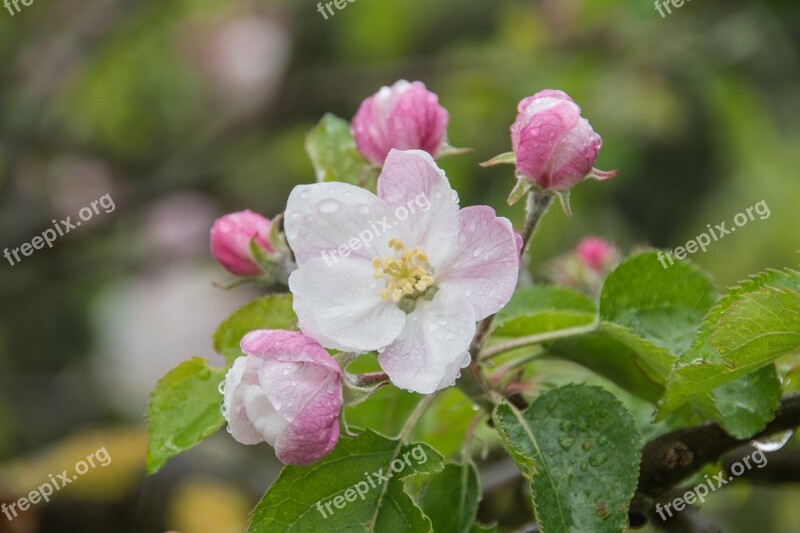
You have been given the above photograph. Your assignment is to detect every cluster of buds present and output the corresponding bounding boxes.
[214,81,618,465]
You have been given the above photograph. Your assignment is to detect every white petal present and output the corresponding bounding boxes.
[289,256,406,352]
[243,383,287,446]
[377,150,461,267]
[378,288,475,394]
[284,181,395,265]
[438,206,520,320]
[224,357,273,445]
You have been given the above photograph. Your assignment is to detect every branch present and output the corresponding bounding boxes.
[636,393,800,498]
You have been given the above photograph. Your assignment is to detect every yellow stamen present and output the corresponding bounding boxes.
[373,239,436,304]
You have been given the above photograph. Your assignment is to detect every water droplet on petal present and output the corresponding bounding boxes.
[318,199,342,214]
[218,380,226,394]
[472,248,483,258]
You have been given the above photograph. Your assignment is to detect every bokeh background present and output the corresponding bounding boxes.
[1,0,799,531]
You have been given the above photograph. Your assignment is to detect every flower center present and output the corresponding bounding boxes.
[373,239,436,305]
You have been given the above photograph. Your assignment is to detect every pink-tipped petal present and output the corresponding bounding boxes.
[377,149,461,267]
[378,289,475,394]
[438,206,519,320]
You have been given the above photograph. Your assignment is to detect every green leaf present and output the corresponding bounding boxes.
[547,322,674,404]
[406,462,480,533]
[600,251,718,354]
[479,151,516,167]
[346,387,477,458]
[658,269,800,419]
[213,294,297,365]
[306,113,372,185]
[493,385,641,533]
[146,358,226,474]
[492,286,597,339]
[711,365,782,439]
[249,430,445,532]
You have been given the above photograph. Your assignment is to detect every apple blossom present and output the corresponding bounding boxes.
[575,236,615,272]
[511,89,616,191]
[210,210,273,276]
[351,80,449,166]
[221,329,343,465]
[284,149,519,394]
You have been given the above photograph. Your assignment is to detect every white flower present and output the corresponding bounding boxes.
[285,150,519,394]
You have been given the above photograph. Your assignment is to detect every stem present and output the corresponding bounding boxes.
[456,363,499,412]
[462,412,486,462]
[519,191,554,259]
[480,322,598,361]
[398,393,438,442]
[354,371,389,386]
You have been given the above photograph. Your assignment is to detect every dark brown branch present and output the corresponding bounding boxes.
[627,393,800,530]
[637,393,800,498]
[722,447,800,484]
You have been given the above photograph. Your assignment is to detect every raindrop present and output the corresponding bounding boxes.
[472,248,483,258]
[559,420,573,432]
[576,419,589,431]
[597,436,608,445]
[358,204,371,215]
[318,199,342,214]
[282,368,290,375]
[589,453,608,466]
[751,430,794,453]
[226,424,232,434]
[558,436,575,450]
[580,462,588,472]
[218,380,226,394]
[300,189,310,199]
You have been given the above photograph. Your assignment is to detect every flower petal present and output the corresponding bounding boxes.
[289,256,406,352]
[438,206,520,320]
[378,288,475,394]
[548,117,602,190]
[240,330,342,375]
[376,150,461,267]
[284,182,395,265]
[223,357,279,445]
[513,98,581,187]
[274,372,342,465]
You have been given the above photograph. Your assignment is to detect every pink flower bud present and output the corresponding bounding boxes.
[511,89,615,191]
[222,330,343,465]
[351,80,449,166]
[575,236,615,272]
[210,210,273,276]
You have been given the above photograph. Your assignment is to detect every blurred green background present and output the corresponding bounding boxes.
[0,0,798,531]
